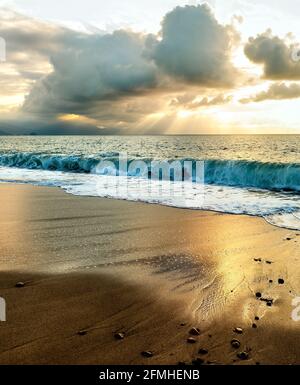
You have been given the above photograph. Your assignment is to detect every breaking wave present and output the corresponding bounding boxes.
[0,152,300,192]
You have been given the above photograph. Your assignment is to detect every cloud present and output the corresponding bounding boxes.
[240,82,300,103]
[21,4,239,118]
[152,4,238,86]
[244,30,300,80]
[0,115,124,135]
[23,29,159,114]
[0,5,241,134]
[0,9,85,77]
[0,8,88,111]
[170,93,232,109]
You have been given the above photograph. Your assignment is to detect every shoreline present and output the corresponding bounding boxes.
[1,179,298,233]
[0,183,299,364]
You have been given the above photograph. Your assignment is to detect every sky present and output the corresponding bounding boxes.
[1,0,300,134]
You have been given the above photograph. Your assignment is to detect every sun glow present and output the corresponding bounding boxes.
[177,110,195,119]
[58,114,98,125]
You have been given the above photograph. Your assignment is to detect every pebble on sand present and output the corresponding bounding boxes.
[187,337,197,344]
[189,327,200,336]
[255,316,260,321]
[278,278,285,284]
[233,327,243,334]
[141,351,153,358]
[114,332,125,340]
[198,348,208,355]
[260,297,273,306]
[231,339,241,349]
[237,351,249,360]
[192,358,205,366]
[255,292,262,298]
[252,323,257,329]
[15,282,25,288]
[78,330,88,336]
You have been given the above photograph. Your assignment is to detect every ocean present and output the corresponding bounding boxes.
[0,135,300,230]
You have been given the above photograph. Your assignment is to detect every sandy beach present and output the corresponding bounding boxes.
[0,183,299,365]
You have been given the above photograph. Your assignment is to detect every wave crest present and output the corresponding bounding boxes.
[1,152,300,192]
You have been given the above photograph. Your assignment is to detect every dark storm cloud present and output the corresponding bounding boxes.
[0,5,243,134]
[23,30,159,114]
[240,82,300,103]
[0,117,123,135]
[152,4,238,86]
[244,30,300,80]
[21,4,239,117]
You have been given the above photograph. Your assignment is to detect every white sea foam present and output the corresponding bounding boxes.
[1,166,300,230]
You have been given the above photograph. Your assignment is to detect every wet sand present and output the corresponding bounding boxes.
[0,184,299,365]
